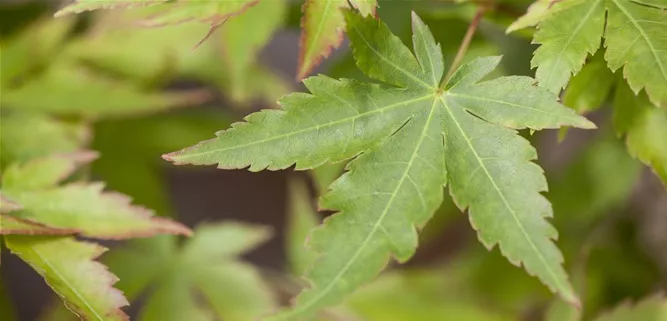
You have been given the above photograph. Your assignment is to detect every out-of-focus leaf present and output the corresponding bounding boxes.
[56,0,259,36]
[63,14,214,82]
[1,151,96,191]
[0,17,75,87]
[220,0,286,99]
[347,269,516,321]
[1,154,191,238]
[54,0,168,16]
[593,294,667,321]
[105,223,276,321]
[287,179,319,275]
[613,79,667,186]
[139,273,213,321]
[64,9,288,105]
[1,62,208,118]
[563,52,614,114]
[4,236,129,321]
[549,137,641,227]
[0,111,89,168]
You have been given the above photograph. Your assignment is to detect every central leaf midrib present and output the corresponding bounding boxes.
[285,98,440,317]
[440,96,568,295]
[175,95,433,160]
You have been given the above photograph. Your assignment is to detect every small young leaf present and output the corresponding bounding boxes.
[4,236,129,321]
[613,79,667,186]
[1,154,191,239]
[105,223,276,321]
[593,294,667,321]
[297,0,377,80]
[168,11,594,318]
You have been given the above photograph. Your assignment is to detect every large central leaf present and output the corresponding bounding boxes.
[165,11,594,319]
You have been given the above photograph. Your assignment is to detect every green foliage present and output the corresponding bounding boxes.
[2,0,666,320]
[513,0,667,106]
[105,223,276,321]
[5,236,129,320]
[167,11,594,318]
[1,153,190,238]
[613,79,667,185]
[594,295,667,321]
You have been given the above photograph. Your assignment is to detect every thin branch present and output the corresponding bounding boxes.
[441,3,490,89]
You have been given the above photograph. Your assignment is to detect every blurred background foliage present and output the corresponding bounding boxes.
[0,0,665,320]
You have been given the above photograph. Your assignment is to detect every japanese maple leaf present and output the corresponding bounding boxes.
[164,11,595,319]
[513,0,667,106]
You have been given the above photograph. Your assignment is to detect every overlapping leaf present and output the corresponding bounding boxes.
[297,0,377,79]
[56,0,259,30]
[594,294,667,321]
[0,111,89,168]
[0,153,191,238]
[1,61,208,118]
[166,11,594,319]
[613,79,667,185]
[62,6,287,106]
[4,236,129,321]
[104,223,277,321]
[512,0,667,105]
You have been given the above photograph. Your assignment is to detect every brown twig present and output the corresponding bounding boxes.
[441,3,490,89]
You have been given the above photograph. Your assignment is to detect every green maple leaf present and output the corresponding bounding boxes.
[104,223,277,321]
[0,111,89,168]
[4,235,129,320]
[165,11,594,318]
[513,0,667,106]
[297,0,377,79]
[1,61,208,118]
[593,294,667,321]
[0,152,191,238]
[56,0,260,37]
[613,78,667,186]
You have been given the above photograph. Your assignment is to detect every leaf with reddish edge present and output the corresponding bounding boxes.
[297,0,377,80]
[1,153,191,239]
[0,215,77,235]
[55,0,168,17]
[4,236,129,321]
